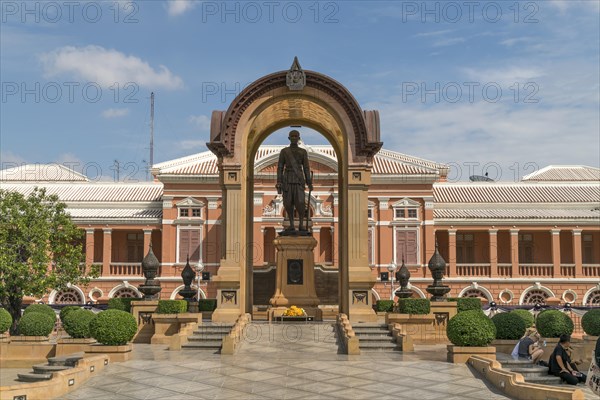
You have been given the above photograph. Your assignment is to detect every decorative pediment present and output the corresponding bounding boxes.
[176,197,205,207]
[392,198,420,208]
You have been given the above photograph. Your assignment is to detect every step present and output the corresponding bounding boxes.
[526,376,563,385]
[198,324,234,329]
[355,336,395,342]
[194,327,232,333]
[354,331,391,336]
[510,366,549,378]
[499,359,535,368]
[182,341,222,349]
[17,373,53,382]
[32,364,72,374]
[47,353,84,367]
[359,342,398,349]
[187,334,228,341]
[353,324,388,330]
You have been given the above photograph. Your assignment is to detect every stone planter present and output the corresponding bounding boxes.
[447,345,496,363]
[583,335,599,357]
[492,339,519,355]
[151,313,201,345]
[56,337,97,356]
[11,335,49,343]
[0,333,10,343]
[386,313,443,344]
[1,336,55,367]
[85,343,133,362]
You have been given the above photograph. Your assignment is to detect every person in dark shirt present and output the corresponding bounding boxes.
[595,336,600,366]
[548,335,587,385]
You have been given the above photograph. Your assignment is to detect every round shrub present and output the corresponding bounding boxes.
[536,310,574,338]
[89,310,137,345]
[18,312,54,336]
[447,297,482,313]
[511,309,535,328]
[447,310,496,347]
[60,306,80,322]
[375,300,394,313]
[581,309,600,336]
[63,309,95,339]
[0,308,12,333]
[107,298,137,313]
[491,312,528,340]
[23,304,57,323]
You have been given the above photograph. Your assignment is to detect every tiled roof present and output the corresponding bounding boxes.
[434,208,600,220]
[433,183,600,204]
[1,183,163,202]
[522,165,600,181]
[67,208,162,221]
[154,146,443,176]
[0,164,89,182]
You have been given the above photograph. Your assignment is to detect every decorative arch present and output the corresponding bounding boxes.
[170,285,206,300]
[206,60,382,320]
[583,284,600,306]
[371,288,381,301]
[109,283,142,299]
[49,286,85,304]
[407,284,426,299]
[520,284,555,305]
[459,283,493,302]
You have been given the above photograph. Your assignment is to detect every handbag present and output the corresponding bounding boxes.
[586,351,600,396]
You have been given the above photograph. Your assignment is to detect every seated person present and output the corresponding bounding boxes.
[565,346,583,372]
[548,335,587,385]
[518,332,544,364]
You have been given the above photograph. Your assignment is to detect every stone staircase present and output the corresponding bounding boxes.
[353,323,398,352]
[498,357,562,386]
[182,322,234,352]
[17,353,84,382]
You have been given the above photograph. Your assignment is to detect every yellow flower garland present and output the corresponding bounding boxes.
[283,305,305,317]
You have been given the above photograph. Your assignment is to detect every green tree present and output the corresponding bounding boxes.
[0,188,98,333]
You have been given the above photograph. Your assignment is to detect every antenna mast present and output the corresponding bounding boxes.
[149,92,154,179]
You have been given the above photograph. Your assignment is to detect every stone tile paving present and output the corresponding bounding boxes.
[59,322,516,400]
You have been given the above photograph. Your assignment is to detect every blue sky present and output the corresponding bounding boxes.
[1,0,599,182]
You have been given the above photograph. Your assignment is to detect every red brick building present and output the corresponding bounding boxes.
[2,148,599,309]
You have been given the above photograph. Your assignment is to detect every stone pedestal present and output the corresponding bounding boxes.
[269,236,321,319]
[130,300,158,343]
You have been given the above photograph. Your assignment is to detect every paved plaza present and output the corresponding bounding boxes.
[60,323,512,400]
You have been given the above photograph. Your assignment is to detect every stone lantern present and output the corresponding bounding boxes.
[138,243,162,299]
[426,240,450,301]
[394,257,413,299]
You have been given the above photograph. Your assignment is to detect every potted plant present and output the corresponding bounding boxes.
[491,312,528,354]
[151,300,200,345]
[57,309,97,355]
[14,304,57,343]
[446,310,496,363]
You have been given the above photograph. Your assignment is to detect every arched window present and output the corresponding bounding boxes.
[585,289,600,306]
[112,287,142,298]
[522,289,549,305]
[53,288,84,304]
[461,289,489,301]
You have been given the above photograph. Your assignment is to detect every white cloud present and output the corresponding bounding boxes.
[40,45,184,90]
[102,108,130,118]
[0,150,26,168]
[462,66,545,88]
[188,115,211,131]
[433,37,466,47]
[414,30,454,38]
[167,0,197,16]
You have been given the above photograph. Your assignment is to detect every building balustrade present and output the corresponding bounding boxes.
[519,264,553,277]
[109,263,143,276]
[456,264,491,277]
[498,264,512,277]
[560,264,576,278]
[583,264,600,277]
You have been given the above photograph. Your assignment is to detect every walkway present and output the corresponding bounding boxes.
[60,322,511,399]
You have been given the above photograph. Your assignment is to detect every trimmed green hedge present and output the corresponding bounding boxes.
[581,309,600,336]
[198,299,217,312]
[398,298,431,315]
[536,310,574,338]
[60,306,80,322]
[375,300,394,312]
[447,297,482,313]
[23,304,56,323]
[18,312,54,336]
[491,312,528,340]
[447,310,496,346]
[157,300,187,314]
[511,309,535,327]
[90,310,137,345]
[0,308,12,333]
[63,309,95,339]
[107,298,138,313]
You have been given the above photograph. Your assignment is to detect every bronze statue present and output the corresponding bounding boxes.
[276,130,313,235]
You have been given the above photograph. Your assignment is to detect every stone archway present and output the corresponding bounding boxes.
[207,59,382,322]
